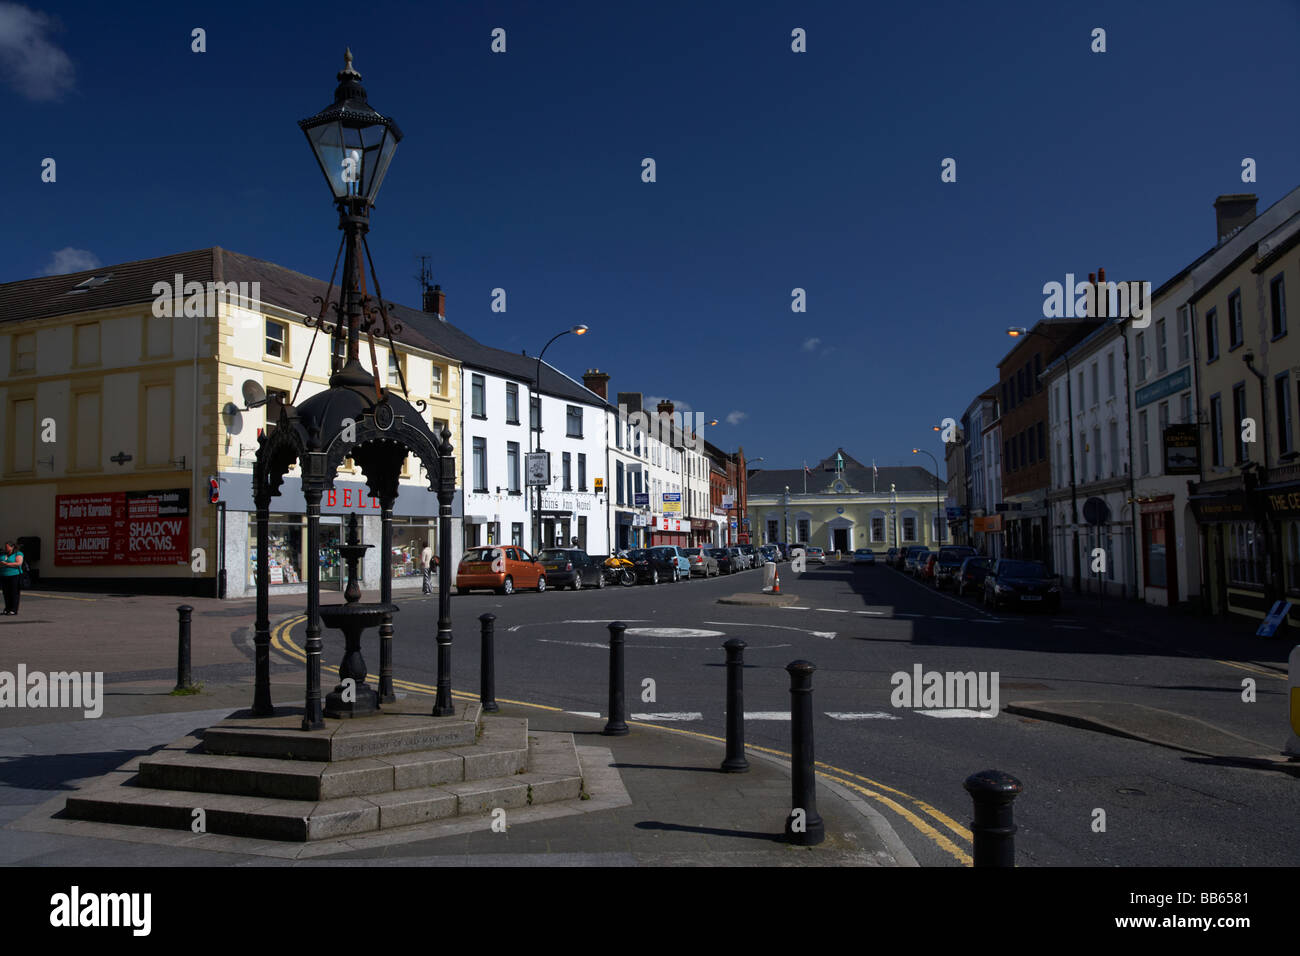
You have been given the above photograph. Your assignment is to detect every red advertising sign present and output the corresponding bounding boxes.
[55,489,190,566]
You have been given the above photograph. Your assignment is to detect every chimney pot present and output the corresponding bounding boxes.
[1214,193,1258,246]
[582,368,611,401]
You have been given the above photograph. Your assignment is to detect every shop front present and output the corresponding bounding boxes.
[219,471,447,599]
[1258,479,1300,626]
[649,515,689,547]
[1189,485,1265,620]
[691,518,716,547]
[1139,496,1177,606]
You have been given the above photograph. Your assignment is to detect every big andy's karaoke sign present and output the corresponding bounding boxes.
[55,489,190,566]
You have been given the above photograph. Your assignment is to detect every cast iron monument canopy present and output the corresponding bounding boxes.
[248,49,459,732]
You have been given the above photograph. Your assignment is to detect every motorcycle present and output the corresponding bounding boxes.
[603,553,636,587]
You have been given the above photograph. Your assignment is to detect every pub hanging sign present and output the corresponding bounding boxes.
[1163,424,1200,475]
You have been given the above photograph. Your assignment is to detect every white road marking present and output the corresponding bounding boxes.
[744,712,792,720]
[779,606,810,611]
[624,627,725,638]
[814,608,850,613]
[537,639,609,649]
[566,711,602,718]
[703,621,836,640]
[631,712,702,721]
[916,709,997,719]
[856,610,888,616]
[825,712,902,720]
[508,619,651,632]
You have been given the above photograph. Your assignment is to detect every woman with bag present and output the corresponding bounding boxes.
[0,541,24,615]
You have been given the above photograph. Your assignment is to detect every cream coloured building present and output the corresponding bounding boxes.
[0,247,463,598]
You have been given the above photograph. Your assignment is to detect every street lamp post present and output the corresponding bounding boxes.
[783,485,791,550]
[912,448,943,547]
[1008,326,1078,590]
[531,325,587,554]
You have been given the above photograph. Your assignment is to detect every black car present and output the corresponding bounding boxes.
[537,548,605,590]
[627,547,683,584]
[983,559,1062,611]
[932,546,978,589]
[903,547,931,574]
[955,556,994,597]
[709,547,739,573]
[885,547,900,568]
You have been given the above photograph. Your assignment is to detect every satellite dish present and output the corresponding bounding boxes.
[221,402,243,431]
[242,380,268,409]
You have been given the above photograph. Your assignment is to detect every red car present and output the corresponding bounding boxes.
[456,546,547,595]
[918,552,939,584]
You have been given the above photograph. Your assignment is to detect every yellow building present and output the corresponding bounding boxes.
[1187,193,1300,622]
[0,247,462,597]
[747,450,949,553]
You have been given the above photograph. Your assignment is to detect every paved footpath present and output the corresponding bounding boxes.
[0,589,913,866]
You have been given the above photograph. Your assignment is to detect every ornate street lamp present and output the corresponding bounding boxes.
[250,51,456,730]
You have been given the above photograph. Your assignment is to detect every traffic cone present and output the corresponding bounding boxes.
[772,571,781,594]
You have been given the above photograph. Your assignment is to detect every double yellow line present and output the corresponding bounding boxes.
[268,614,974,864]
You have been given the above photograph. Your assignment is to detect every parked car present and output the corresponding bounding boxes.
[738,543,759,568]
[917,552,939,583]
[803,545,825,564]
[656,545,693,579]
[683,547,719,577]
[852,548,875,565]
[956,556,994,597]
[902,547,931,574]
[726,546,749,570]
[537,548,605,590]
[710,547,739,573]
[885,547,902,568]
[626,547,684,584]
[758,545,780,564]
[456,546,547,595]
[983,559,1062,611]
[932,546,977,589]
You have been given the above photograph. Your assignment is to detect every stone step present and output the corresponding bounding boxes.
[136,716,529,801]
[201,700,482,762]
[65,729,584,842]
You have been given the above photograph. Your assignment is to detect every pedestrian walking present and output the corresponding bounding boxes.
[0,541,24,615]
[420,543,434,594]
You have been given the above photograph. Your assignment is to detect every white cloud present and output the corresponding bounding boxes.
[41,247,100,275]
[725,410,747,425]
[802,337,821,352]
[0,3,75,102]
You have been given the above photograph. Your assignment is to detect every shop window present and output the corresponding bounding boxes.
[391,518,437,580]
[1228,521,1263,586]
[1288,523,1300,593]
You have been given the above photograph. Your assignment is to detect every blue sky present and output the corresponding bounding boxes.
[5,0,1299,470]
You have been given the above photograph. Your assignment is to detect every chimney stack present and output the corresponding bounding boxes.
[656,399,674,418]
[582,369,611,400]
[423,283,446,319]
[1214,194,1258,246]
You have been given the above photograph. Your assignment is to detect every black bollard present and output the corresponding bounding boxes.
[479,613,499,712]
[785,660,824,845]
[603,621,628,736]
[174,605,193,692]
[964,769,1023,867]
[721,639,749,772]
